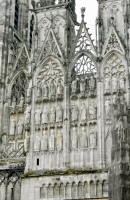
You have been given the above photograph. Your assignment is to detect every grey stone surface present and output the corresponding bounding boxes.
[0,0,130,199]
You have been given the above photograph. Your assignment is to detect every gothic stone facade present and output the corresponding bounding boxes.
[0,0,130,200]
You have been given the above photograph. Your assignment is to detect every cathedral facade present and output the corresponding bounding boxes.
[0,0,130,199]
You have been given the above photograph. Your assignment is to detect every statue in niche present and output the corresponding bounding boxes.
[27,81,32,102]
[71,79,77,94]
[36,84,42,102]
[43,82,49,99]
[89,100,97,120]
[104,75,110,92]
[49,129,55,151]
[50,106,56,123]
[18,96,24,111]
[89,76,95,90]
[112,75,118,92]
[120,77,125,90]
[42,106,49,124]
[10,120,16,135]
[57,81,63,96]
[71,104,78,122]
[25,107,31,125]
[105,98,111,118]
[71,127,78,149]
[90,127,97,148]
[24,132,30,153]
[41,130,48,151]
[80,79,86,94]
[80,127,87,148]
[11,97,16,113]
[56,130,63,151]
[35,106,41,126]
[80,103,87,124]
[115,117,125,142]
[34,134,41,152]
[56,105,63,123]
[17,119,24,135]
[50,81,56,97]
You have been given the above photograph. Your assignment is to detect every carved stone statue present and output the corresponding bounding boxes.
[56,130,63,151]
[57,81,63,96]
[41,130,48,151]
[17,119,24,135]
[120,77,125,90]
[50,106,56,123]
[80,103,87,123]
[90,128,97,148]
[56,105,63,123]
[43,82,49,98]
[89,100,97,120]
[24,132,30,153]
[10,120,16,135]
[50,81,56,96]
[71,80,77,93]
[42,106,49,124]
[89,76,95,90]
[112,75,118,92]
[27,81,32,100]
[80,127,87,148]
[104,75,110,92]
[19,96,24,108]
[35,106,41,126]
[115,117,125,142]
[25,107,31,125]
[11,97,16,112]
[71,127,78,149]
[105,98,111,118]
[34,134,41,152]
[37,86,42,98]
[49,129,55,151]
[80,79,86,93]
[71,104,78,122]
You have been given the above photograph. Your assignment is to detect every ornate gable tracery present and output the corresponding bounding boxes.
[102,22,125,56]
[38,29,63,63]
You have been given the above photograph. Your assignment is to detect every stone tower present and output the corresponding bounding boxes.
[0,0,129,200]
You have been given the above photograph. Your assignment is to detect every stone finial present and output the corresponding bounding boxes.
[81,7,86,20]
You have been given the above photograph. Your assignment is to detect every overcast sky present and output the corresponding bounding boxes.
[76,0,98,39]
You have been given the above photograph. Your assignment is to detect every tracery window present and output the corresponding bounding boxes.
[11,72,28,105]
[14,0,19,30]
[71,54,96,81]
[29,15,34,49]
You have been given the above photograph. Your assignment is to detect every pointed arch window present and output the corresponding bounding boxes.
[29,15,34,49]
[71,54,96,81]
[14,0,19,30]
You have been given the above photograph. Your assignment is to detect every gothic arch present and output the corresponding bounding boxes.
[8,70,28,105]
[69,52,97,83]
[35,56,64,86]
[69,51,97,80]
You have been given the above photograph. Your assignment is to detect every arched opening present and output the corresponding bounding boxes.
[71,54,96,82]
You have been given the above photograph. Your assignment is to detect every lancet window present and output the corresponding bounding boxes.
[30,16,34,49]
[14,0,19,30]
[71,54,96,82]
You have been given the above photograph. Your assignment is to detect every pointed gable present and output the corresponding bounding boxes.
[70,8,97,58]
[74,21,96,55]
[37,28,64,64]
[13,43,30,70]
[102,26,125,56]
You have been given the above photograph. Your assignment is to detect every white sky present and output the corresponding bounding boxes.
[76,0,98,39]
